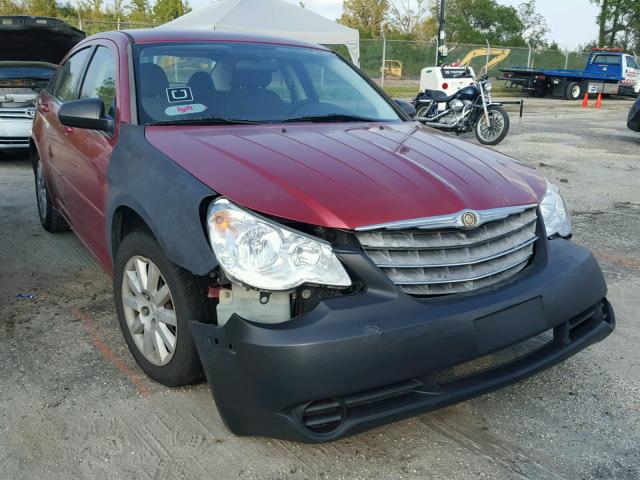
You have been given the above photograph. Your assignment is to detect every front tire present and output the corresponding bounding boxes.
[474,106,510,146]
[113,230,209,387]
[34,159,69,233]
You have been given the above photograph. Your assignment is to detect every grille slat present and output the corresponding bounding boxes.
[356,206,538,296]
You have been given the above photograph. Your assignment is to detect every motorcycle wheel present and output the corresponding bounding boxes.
[474,105,510,145]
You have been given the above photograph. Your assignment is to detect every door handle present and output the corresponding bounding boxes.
[63,126,75,135]
[38,102,49,113]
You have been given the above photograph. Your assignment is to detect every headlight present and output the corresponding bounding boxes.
[206,198,351,290]
[540,180,572,238]
[484,81,493,91]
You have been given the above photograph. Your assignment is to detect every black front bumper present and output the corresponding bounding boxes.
[190,239,614,443]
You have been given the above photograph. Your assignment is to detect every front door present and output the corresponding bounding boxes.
[57,43,119,268]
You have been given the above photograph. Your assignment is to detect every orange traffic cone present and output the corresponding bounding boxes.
[595,93,603,108]
[581,93,589,107]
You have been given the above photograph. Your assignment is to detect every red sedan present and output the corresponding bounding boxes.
[31,29,614,442]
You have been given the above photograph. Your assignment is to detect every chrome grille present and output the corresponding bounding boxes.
[0,109,34,119]
[356,207,538,296]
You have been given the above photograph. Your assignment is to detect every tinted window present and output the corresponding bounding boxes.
[592,54,622,65]
[147,55,216,85]
[627,56,639,69]
[53,48,91,101]
[135,43,401,124]
[0,65,55,80]
[80,46,117,116]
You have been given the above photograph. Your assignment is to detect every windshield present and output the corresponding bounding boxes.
[0,65,55,80]
[135,42,402,125]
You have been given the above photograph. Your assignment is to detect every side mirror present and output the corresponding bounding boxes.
[58,98,114,133]
[394,99,417,118]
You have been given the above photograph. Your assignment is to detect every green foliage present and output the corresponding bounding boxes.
[0,0,25,15]
[152,0,185,23]
[591,0,640,50]
[27,0,58,16]
[436,0,526,46]
[517,0,548,47]
[339,0,388,38]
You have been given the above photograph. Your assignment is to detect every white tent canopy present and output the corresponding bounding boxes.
[159,0,360,65]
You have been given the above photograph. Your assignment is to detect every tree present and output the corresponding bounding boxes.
[153,0,189,23]
[591,0,640,50]
[26,0,57,16]
[387,0,429,37]
[126,0,151,22]
[517,0,549,47]
[434,0,526,46]
[339,0,388,38]
[0,0,25,14]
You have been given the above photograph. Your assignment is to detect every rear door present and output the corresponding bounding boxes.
[57,42,119,268]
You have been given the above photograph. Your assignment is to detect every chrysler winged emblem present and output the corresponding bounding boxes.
[461,211,478,228]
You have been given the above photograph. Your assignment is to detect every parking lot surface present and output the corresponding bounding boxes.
[0,97,638,480]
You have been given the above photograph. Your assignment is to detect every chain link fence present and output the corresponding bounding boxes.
[59,18,599,89]
[359,39,593,80]
[59,17,158,36]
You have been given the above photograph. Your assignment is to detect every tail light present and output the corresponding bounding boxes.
[442,82,449,90]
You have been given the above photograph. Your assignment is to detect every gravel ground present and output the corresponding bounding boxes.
[0,97,638,480]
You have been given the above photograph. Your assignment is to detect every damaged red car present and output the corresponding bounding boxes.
[31,29,614,443]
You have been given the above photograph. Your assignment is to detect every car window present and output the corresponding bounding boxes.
[300,60,381,118]
[627,56,639,69]
[143,55,216,85]
[80,46,117,117]
[0,65,55,80]
[592,54,622,65]
[52,48,92,101]
[135,42,401,124]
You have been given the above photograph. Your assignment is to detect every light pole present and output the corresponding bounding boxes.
[380,24,386,88]
[436,0,447,66]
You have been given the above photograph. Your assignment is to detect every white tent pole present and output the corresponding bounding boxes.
[380,29,386,88]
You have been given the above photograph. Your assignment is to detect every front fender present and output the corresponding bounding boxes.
[106,124,219,276]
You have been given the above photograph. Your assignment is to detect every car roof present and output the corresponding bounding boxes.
[98,28,329,53]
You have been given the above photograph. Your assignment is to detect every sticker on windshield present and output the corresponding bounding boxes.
[164,103,207,116]
[166,87,193,103]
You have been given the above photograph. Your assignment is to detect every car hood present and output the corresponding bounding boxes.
[146,122,546,229]
[0,17,85,64]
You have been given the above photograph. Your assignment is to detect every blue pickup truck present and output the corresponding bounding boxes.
[500,49,639,100]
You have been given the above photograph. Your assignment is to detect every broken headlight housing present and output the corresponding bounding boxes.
[206,198,351,291]
[540,180,572,238]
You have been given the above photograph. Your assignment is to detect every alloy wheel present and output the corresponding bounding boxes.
[121,255,178,366]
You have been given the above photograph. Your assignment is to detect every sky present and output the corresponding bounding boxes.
[187,0,600,50]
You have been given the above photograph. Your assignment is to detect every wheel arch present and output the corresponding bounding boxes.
[111,203,153,258]
[107,124,220,277]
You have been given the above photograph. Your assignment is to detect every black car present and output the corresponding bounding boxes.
[628,96,640,132]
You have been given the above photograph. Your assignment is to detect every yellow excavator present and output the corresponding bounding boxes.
[382,60,403,78]
[458,48,511,73]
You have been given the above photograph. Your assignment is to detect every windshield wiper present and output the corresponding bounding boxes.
[282,114,379,123]
[148,116,264,126]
